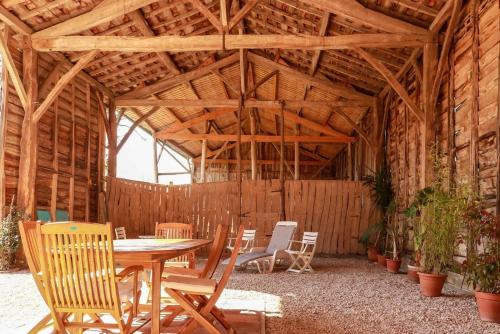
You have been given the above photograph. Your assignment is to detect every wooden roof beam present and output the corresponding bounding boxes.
[0,35,28,111]
[310,13,330,76]
[32,0,160,37]
[0,4,33,35]
[117,107,160,152]
[308,0,428,35]
[379,48,421,98]
[118,52,240,99]
[356,47,424,123]
[32,33,430,53]
[247,52,374,103]
[194,159,327,166]
[228,0,259,31]
[429,1,453,34]
[115,98,373,109]
[156,133,355,144]
[34,50,98,123]
[191,0,223,33]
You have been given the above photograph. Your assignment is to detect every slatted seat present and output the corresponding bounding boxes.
[36,222,143,334]
[164,226,245,334]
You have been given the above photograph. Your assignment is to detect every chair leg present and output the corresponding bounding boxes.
[166,289,220,334]
[28,313,53,334]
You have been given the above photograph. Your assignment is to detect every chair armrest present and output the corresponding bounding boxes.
[116,265,143,282]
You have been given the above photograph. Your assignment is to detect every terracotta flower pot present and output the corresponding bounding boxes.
[418,272,447,297]
[475,291,500,323]
[367,247,378,262]
[407,265,421,283]
[386,259,401,273]
[377,254,387,267]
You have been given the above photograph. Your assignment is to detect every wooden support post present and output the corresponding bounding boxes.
[108,98,117,177]
[153,138,159,183]
[347,143,353,180]
[237,49,246,226]
[200,138,207,183]
[50,97,59,221]
[17,37,38,216]
[85,84,91,221]
[279,102,286,220]
[421,40,438,188]
[250,110,257,180]
[0,27,9,216]
[294,141,300,180]
[470,0,479,193]
[69,83,76,220]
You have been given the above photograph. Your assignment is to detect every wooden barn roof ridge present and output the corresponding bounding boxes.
[0,0,452,160]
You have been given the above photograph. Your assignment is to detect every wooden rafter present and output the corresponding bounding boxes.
[379,48,421,98]
[355,47,424,123]
[310,13,330,76]
[191,0,223,33]
[156,109,237,136]
[196,158,327,166]
[117,107,160,152]
[34,50,98,123]
[0,5,33,35]
[0,35,28,111]
[156,133,355,143]
[308,0,428,34]
[244,69,278,98]
[31,33,430,52]
[329,108,374,150]
[429,1,453,34]
[119,52,240,99]
[32,0,159,37]
[228,0,259,31]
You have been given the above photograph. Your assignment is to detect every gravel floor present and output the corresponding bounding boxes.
[1,257,498,334]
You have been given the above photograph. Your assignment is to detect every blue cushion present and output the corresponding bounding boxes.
[55,210,69,221]
[36,210,51,222]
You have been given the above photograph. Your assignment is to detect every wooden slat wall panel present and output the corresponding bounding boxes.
[107,177,378,255]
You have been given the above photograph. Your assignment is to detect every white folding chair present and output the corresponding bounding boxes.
[286,232,318,273]
[115,226,127,239]
[227,229,256,254]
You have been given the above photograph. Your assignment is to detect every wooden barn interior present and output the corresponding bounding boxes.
[0,0,499,333]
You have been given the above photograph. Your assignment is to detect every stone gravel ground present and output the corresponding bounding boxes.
[1,256,498,334]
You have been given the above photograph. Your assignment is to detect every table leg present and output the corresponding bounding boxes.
[151,261,164,334]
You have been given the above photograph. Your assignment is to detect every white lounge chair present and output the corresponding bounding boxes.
[227,221,297,273]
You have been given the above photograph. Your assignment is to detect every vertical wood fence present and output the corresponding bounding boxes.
[106,178,378,255]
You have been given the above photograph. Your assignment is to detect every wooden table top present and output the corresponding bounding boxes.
[113,238,212,255]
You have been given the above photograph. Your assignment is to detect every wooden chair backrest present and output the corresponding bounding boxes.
[37,222,121,314]
[155,222,192,239]
[19,221,44,293]
[115,226,127,240]
[201,224,229,278]
[205,226,244,309]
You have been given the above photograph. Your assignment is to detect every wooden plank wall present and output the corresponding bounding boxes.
[0,36,101,220]
[107,177,377,255]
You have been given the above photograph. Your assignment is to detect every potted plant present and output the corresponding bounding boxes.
[0,197,27,271]
[416,153,466,297]
[386,201,404,273]
[404,188,432,282]
[362,164,394,265]
[461,205,500,323]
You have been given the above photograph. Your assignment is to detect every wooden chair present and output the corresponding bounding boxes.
[227,229,256,254]
[36,222,143,333]
[155,222,195,268]
[115,226,127,240]
[19,221,54,334]
[286,232,319,273]
[163,225,244,334]
[162,223,229,280]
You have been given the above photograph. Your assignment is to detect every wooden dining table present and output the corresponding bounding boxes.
[113,238,212,334]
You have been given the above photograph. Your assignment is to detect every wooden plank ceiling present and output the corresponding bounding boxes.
[1,0,447,160]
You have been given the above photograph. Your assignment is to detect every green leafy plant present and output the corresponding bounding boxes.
[417,150,467,274]
[404,187,434,266]
[360,163,394,254]
[0,196,27,271]
[386,200,405,260]
[460,203,500,294]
